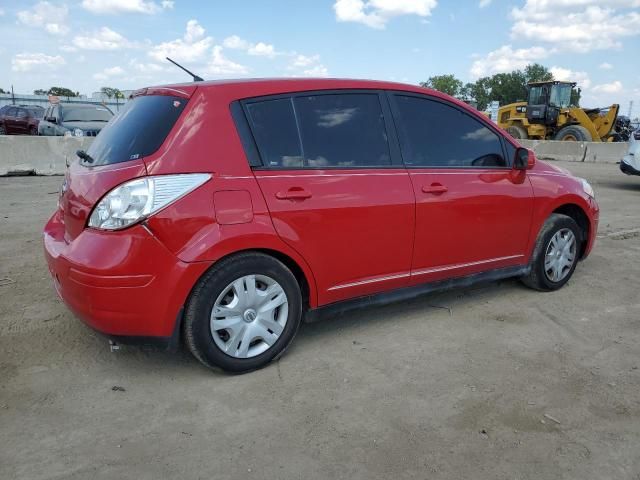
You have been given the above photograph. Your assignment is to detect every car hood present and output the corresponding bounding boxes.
[60,121,109,131]
[535,159,573,177]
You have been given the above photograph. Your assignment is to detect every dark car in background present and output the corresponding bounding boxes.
[38,103,114,137]
[0,105,45,135]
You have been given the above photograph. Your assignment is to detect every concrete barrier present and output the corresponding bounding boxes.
[0,136,630,176]
[0,136,94,176]
[520,139,628,164]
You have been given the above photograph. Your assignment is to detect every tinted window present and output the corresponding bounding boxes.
[16,108,28,118]
[62,105,113,122]
[246,98,302,168]
[86,95,187,166]
[393,95,507,168]
[294,94,391,167]
[7,108,17,116]
[245,93,392,168]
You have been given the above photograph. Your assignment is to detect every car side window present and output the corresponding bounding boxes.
[245,98,303,168]
[7,107,17,117]
[16,108,28,118]
[244,92,392,169]
[294,94,391,168]
[393,95,508,168]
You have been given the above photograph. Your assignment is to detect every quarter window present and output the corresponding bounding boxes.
[245,93,391,168]
[393,95,507,168]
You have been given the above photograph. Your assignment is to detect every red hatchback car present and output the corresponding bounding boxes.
[44,79,599,372]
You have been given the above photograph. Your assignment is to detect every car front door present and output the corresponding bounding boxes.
[243,91,415,305]
[389,93,534,285]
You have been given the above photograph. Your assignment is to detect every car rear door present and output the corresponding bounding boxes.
[4,107,18,134]
[389,92,534,285]
[242,91,415,305]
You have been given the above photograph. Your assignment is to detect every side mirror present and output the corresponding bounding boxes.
[46,116,57,124]
[514,147,535,170]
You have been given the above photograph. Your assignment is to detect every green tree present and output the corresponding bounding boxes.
[420,74,464,97]
[570,87,581,106]
[33,89,48,96]
[100,87,124,99]
[48,87,78,97]
[524,63,553,83]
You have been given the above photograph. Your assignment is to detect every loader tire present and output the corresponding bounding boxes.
[554,125,592,142]
[507,125,528,140]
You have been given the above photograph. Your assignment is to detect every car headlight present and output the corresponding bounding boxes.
[73,128,84,137]
[580,178,595,199]
[88,174,211,230]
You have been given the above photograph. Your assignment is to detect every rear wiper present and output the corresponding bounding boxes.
[76,150,95,164]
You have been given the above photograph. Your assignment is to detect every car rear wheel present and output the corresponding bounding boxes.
[521,213,582,291]
[183,252,302,373]
[0,125,6,135]
[29,126,38,136]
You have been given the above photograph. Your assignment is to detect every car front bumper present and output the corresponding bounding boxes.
[620,155,640,176]
[43,210,210,341]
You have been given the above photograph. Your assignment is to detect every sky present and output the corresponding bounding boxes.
[0,0,639,116]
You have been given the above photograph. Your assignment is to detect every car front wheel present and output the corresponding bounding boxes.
[521,213,582,291]
[184,252,302,373]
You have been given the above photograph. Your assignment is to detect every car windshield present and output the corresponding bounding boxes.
[62,106,113,122]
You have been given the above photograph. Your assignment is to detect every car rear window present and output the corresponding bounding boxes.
[86,95,187,166]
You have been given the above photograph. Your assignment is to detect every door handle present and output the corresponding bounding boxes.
[422,183,448,194]
[275,187,312,200]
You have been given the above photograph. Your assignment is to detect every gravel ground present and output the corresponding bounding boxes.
[1,160,639,480]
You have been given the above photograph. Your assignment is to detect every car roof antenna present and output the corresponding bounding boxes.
[165,57,204,82]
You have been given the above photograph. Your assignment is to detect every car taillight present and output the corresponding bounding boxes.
[88,174,211,230]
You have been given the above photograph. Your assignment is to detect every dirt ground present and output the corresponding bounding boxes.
[1,160,639,480]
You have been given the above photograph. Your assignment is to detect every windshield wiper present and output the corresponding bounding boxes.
[76,150,95,164]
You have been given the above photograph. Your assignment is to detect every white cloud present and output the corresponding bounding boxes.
[334,0,438,29]
[470,45,551,78]
[149,20,213,62]
[12,52,66,72]
[550,66,591,89]
[60,45,78,52]
[591,80,623,94]
[511,1,640,53]
[223,36,279,57]
[223,35,250,50]
[287,54,329,77]
[204,46,249,76]
[599,62,613,70]
[17,2,69,36]
[81,0,173,14]
[73,27,131,50]
[479,0,492,7]
[93,65,125,80]
[248,42,277,58]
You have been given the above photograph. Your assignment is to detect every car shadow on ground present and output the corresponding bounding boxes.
[596,179,640,192]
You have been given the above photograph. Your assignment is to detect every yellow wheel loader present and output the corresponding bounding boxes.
[497,81,619,142]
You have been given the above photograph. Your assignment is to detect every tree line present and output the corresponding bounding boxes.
[28,86,125,99]
[420,63,581,110]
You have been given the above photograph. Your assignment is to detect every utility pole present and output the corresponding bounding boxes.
[628,100,633,119]
[11,84,15,105]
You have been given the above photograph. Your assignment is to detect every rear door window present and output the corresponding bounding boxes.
[86,95,187,166]
[244,92,392,168]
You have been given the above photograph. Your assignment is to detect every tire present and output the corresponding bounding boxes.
[507,125,528,140]
[521,214,582,291]
[0,125,6,135]
[554,125,592,142]
[183,252,302,373]
[29,126,38,136]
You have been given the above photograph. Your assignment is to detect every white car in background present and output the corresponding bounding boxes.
[620,129,640,176]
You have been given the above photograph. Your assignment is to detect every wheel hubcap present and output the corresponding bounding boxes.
[210,274,288,359]
[544,228,577,282]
